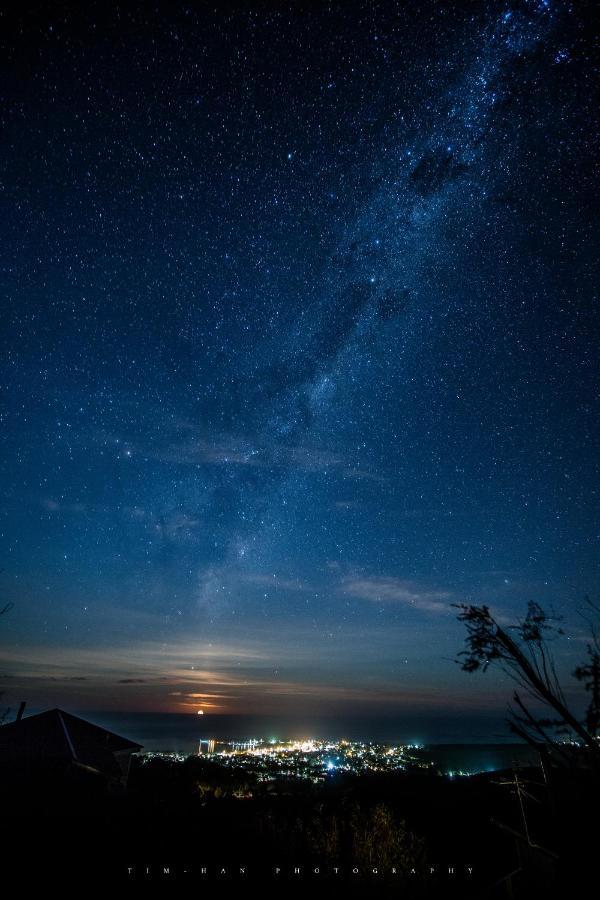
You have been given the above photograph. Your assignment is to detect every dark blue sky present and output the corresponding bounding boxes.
[1,1,598,722]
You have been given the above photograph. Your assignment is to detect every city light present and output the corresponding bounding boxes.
[184,737,436,782]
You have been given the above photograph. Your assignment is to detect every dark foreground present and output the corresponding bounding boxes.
[2,754,596,897]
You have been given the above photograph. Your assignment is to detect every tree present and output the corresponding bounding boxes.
[573,598,600,737]
[305,801,426,872]
[454,599,600,771]
[347,803,426,872]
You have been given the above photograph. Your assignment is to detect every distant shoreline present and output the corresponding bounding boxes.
[25,709,537,772]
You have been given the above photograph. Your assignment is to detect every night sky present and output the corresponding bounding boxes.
[1,1,598,724]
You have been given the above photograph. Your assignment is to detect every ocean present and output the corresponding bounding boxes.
[81,711,540,771]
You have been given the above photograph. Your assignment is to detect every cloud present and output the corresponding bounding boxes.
[166,677,449,714]
[41,498,87,514]
[0,638,270,684]
[100,423,386,482]
[340,576,452,613]
[122,507,202,541]
[154,434,347,474]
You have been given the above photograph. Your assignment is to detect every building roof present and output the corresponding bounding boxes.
[0,708,143,776]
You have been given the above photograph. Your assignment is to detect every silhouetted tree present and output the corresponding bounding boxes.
[305,801,426,872]
[573,597,600,736]
[348,802,426,871]
[454,599,600,771]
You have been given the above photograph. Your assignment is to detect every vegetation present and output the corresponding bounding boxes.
[454,598,600,770]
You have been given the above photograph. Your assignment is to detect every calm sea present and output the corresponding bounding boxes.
[79,712,539,771]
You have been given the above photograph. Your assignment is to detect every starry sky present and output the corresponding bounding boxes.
[0,1,598,724]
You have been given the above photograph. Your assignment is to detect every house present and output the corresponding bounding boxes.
[0,707,143,785]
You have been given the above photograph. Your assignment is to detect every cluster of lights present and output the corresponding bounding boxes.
[191,738,434,780]
[141,751,188,763]
[141,743,504,780]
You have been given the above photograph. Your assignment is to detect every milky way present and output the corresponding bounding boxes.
[0,1,597,722]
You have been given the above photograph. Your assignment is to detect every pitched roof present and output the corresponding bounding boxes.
[0,708,143,775]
